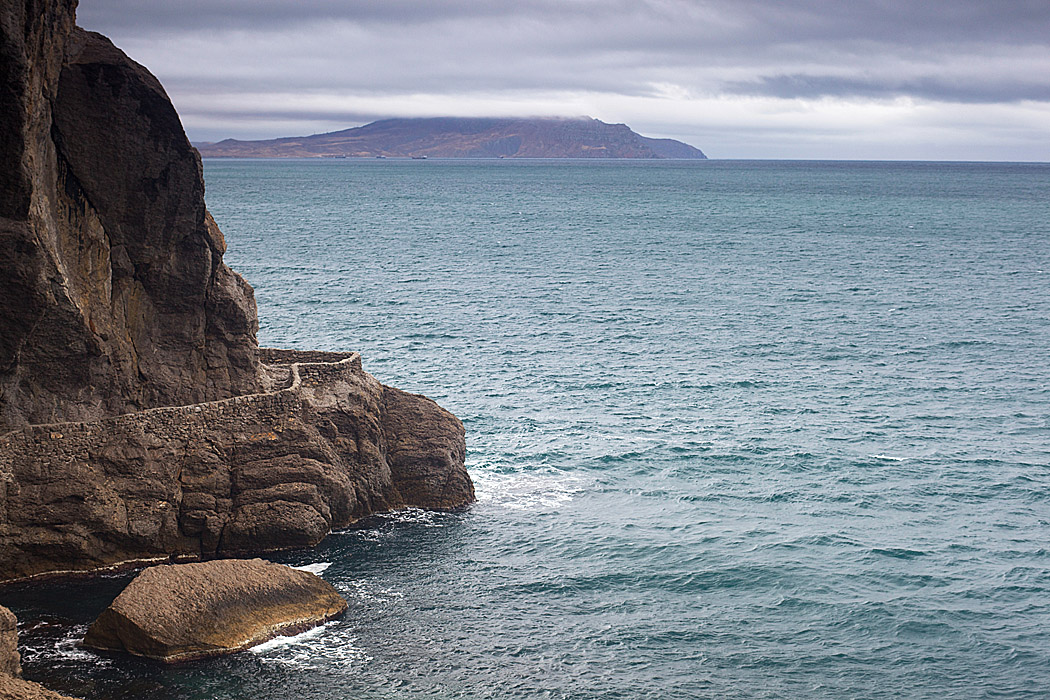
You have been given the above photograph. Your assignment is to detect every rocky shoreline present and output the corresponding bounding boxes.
[0,0,474,696]
[0,349,472,583]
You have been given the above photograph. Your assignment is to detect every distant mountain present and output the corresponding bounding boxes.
[195,117,706,159]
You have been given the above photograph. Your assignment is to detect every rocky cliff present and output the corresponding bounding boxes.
[1,5,260,432]
[197,116,707,159]
[0,0,473,584]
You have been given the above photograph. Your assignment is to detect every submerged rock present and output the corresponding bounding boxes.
[82,559,347,663]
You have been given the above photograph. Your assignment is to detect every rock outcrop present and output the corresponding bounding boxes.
[1,4,260,433]
[0,675,79,700]
[0,606,79,699]
[0,351,470,580]
[83,559,346,662]
[0,606,18,677]
[0,0,473,585]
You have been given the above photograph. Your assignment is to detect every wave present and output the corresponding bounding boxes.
[291,562,332,575]
[470,466,584,511]
[249,622,330,654]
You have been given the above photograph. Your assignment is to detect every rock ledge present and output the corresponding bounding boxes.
[0,351,473,582]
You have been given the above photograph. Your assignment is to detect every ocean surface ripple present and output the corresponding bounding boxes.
[6,159,1050,699]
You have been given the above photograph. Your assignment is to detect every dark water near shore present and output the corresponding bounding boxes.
[6,159,1050,698]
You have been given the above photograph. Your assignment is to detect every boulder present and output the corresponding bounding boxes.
[82,559,347,662]
[0,675,80,700]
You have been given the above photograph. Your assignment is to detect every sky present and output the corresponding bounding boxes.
[76,0,1050,160]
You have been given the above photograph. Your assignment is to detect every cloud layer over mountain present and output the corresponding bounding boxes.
[79,0,1050,159]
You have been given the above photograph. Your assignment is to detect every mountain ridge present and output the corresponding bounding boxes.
[195,117,706,159]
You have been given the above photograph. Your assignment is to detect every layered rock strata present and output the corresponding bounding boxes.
[83,559,347,662]
[0,351,470,581]
[0,0,473,585]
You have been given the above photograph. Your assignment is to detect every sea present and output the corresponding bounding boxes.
[4,159,1050,699]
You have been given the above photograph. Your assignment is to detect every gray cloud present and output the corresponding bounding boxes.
[726,74,1050,104]
[75,0,1050,158]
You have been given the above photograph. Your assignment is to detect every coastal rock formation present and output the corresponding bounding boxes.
[1,6,260,433]
[0,606,78,699]
[0,606,18,677]
[83,559,347,662]
[0,0,473,585]
[0,351,470,581]
[0,675,79,700]
[197,116,707,159]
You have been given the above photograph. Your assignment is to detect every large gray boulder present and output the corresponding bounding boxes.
[83,559,347,662]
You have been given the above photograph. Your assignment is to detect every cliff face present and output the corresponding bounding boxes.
[0,1,473,583]
[197,116,708,159]
[1,1,260,433]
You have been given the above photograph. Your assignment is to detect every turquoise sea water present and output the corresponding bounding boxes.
[6,159,1050,699]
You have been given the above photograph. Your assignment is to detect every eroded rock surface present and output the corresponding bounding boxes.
[0,675,80,700]
[1,2,260,433]
[0,352,472,581]
[83,559,347,662]
[0,0,473,584]
[0,606,18,677]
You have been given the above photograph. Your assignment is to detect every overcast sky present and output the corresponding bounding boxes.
[77,0,1050,160]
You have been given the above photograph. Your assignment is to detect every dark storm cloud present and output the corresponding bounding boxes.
[79,0,1050,45]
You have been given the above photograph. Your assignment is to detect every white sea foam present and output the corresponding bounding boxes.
[249,622,328,654]
[249,621,371,669]
[339,578,404,603]
[871,454,906,462]
[470,466,584,511]
[385,507,442,526]
[20,624,111,667]
[291,562,332,575]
